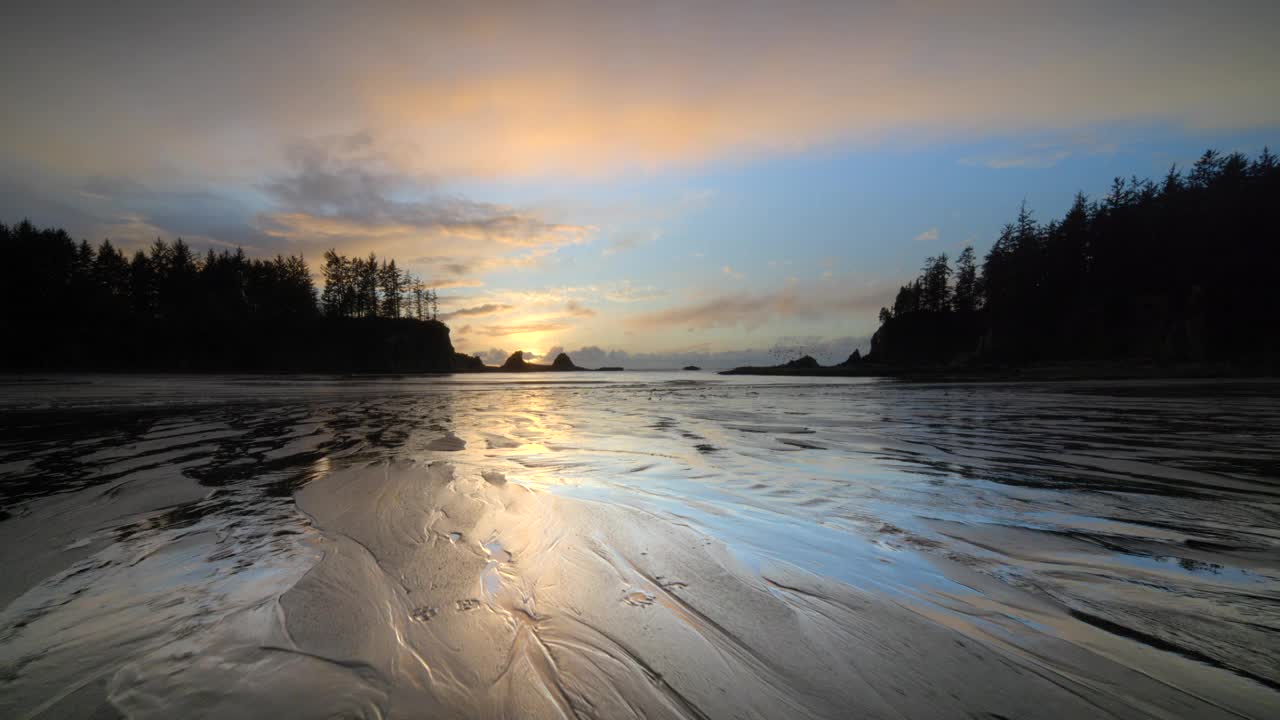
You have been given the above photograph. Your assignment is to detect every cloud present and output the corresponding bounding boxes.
[628,282,895,332]
[960,135,1123,170]
[249,133,595,287]
[0,131,597,291]
[473,348,511,365]
[473,322,573,337]
[602,228,661,257]
[439,303,513,321]
[4,3,1278,181]
[603,281,667,303]
[564,301,596,317]
[961,149,1072,170]
[914,228,940,242]
[0,162,275,255]
[411,251,564,287]
[722,265,744,280]
[258,134,594,248]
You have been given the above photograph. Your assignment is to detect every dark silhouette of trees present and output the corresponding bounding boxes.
[380,259,402,319]
[920,254,952,313]
[953,246,978,314]
[871,148,1280,368]
[318,249,437,321]
[0,227,456,371]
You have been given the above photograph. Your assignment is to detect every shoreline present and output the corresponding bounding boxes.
[720,360,1279,382]
[3,363,1279,382]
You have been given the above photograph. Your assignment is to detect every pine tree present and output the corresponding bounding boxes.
[921,254,952,313]
[953,246,978,313]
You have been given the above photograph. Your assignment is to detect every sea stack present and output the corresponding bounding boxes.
[551,353,579,371]
[500,350,530,371]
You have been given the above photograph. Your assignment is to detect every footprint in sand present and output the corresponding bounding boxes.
[624,590,655,607]
[456,598,481,612]
[410,606,438,622]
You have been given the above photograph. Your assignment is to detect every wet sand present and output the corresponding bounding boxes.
[1,374,1278,718]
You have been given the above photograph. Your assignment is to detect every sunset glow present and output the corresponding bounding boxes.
[3,0,1278,366]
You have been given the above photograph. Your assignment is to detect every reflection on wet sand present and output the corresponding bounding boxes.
[0,375,1278,718]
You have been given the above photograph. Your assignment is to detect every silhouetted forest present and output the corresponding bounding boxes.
[870,149,1280,369]
[0,225,461,371]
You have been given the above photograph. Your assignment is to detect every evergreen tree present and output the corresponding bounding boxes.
[920,254,952,312]
[873,147,1280,365]
[953,246,978,313]
[379,259,404,319]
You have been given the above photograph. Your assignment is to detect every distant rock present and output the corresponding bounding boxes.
[490,350,586,372]
[551,353,579,371]
[596,366,625,371]
[784,355,821,369]
[500,350,530,371]
[720,353,880,376]
[683,365,701,371]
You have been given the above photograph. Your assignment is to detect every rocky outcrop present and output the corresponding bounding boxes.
[721,354,888,376]
[301,317,457,373]
[453,353,487,371]
[490,350,586,372]
[784,355,821,369]
[551,353,579,370]
[500,350,531,371]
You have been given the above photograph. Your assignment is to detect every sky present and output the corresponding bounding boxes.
[3,0,1278,367]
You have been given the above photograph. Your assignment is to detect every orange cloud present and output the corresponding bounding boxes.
[473,322,573,338]
[5,2,1278,180]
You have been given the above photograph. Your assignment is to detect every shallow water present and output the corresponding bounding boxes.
[1,373,1278,718]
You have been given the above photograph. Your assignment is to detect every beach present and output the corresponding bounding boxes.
[2,374,1278,718]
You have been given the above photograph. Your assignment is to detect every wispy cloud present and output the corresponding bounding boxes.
[603,281,667,303]
[474,322,573,337]
[251,133,595,287]
[628,282,896,332]
[439,303,513,321]
[259,134,593,248]
[960,134,1124,170]
[602,229,661,257]
[564,300,596,317]
[960,148,1070,169]
[722,265,745,280]
[914,227,939,242]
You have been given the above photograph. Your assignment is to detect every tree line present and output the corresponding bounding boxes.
[871,148,1280,366]
[0,224,458,371]
[319,250,439,321]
